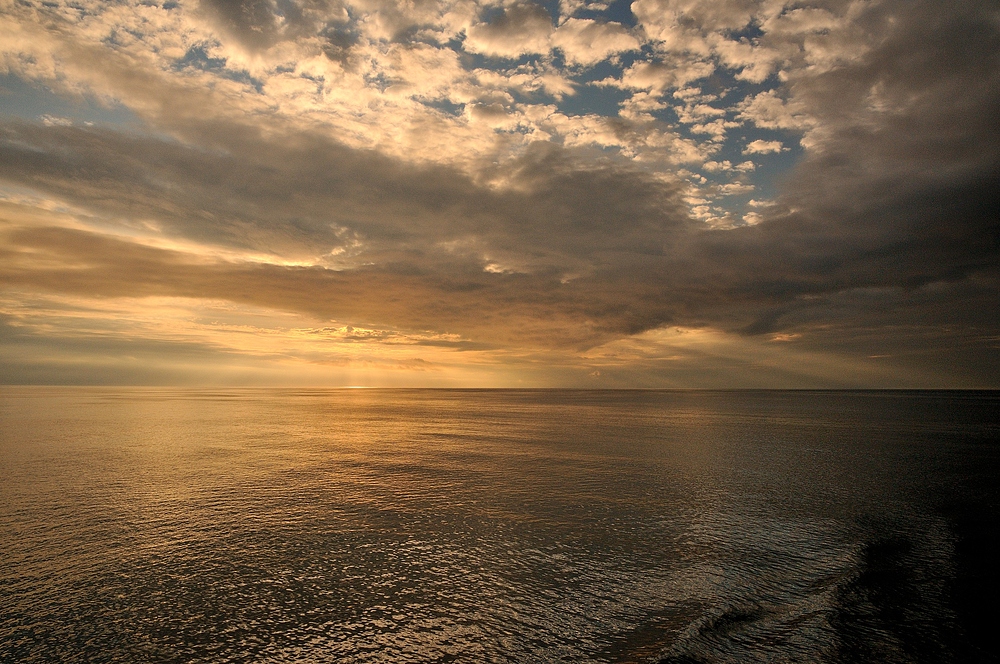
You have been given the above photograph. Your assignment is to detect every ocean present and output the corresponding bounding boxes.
[1,388,997,663]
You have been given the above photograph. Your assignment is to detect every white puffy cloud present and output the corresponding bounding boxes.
[702,160,731,172]
[0,0,799,182]
[737,90,810,131]
[633,0,755,42]
[708,35,782,83]
[558,0,611,21]
[344,0,475,43]
[717,182,754,195]
[463,9,639,67]
[609,58,715,91]
[463,3,553,58]
[551,18,639,65]
[628,0,875,86]
[761,7,841,36]
[743,139,785,154]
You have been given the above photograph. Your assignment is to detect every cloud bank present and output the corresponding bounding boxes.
[0,0,997,386]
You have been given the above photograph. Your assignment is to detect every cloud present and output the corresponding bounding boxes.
[199,0,281,51]
[1,0,999,386]
[708,34,781,83]
[743,139,784,155]
[463,3,553,59]
[633,0,755,48]
[737,90,809,132]
[611,59,715,92]
[551,18,639,66]
[701,160,731,172]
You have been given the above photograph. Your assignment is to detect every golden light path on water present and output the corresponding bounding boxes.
[2,388,997,662]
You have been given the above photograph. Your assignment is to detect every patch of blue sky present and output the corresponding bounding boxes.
[602,0,639,27]
[532,0,562,24]
[101,25,148,50]
[362,70,395,94]
[492,50,631,117]
[738,135,802,201]
[173,45,264,93]
[558,82,630,117]
[545,0,638,25]
[0,73,142,129]
[444,34,468,54]
[568,53,630,85]
[472,3,521,24]
[459,48,543,71]
[694,70,745,102]
[503,84,557,109]
[639,103,678,127]
[725,21,765,42]
[460,0,638,56]
[698,69,802,201]
[421,98,465,118]
[697,124,802,222]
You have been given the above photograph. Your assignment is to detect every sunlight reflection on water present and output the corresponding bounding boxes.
[1,388,997,662]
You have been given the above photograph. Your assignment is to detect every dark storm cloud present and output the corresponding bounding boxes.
[727,0,1000,323]
[0,118,694,273]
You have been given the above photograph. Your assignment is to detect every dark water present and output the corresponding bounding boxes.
[1,388,998,663]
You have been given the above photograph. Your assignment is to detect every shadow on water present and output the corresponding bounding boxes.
[831,510,999,664]
[831,532,952,663]
[648,516,998,664]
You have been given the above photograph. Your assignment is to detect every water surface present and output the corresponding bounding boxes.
[1,388,997,662]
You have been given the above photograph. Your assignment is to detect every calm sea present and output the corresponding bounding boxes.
[1,388,998,663]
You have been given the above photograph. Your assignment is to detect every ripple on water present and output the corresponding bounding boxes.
[1,388,998,662]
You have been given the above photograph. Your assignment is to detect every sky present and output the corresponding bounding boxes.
[0,0,998,387]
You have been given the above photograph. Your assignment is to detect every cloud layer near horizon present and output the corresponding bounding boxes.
[1,0,998,386]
